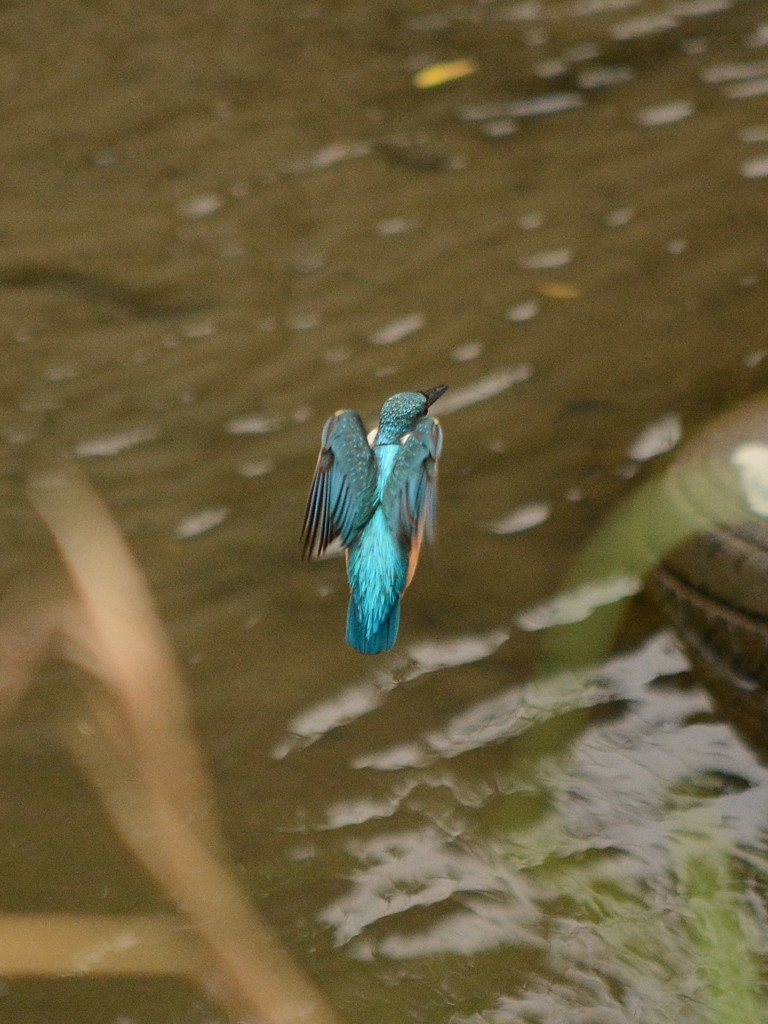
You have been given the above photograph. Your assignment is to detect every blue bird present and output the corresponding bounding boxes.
[302,385,448,653]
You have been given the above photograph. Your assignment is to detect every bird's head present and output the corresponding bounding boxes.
[377,385,448,443]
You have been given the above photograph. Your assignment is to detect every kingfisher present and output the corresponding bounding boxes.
[302,385,448,653]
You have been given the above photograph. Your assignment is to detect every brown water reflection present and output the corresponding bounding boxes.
[3,0,768,1019]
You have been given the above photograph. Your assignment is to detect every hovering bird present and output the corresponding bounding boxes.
[302,385,448,653]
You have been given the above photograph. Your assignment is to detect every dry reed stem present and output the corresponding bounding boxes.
[0,467,344,1024]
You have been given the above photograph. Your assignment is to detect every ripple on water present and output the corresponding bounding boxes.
[374,216,415,236]
[272,630,508,759]
[576,64,636,89]
[506,298,540,322]
[286,311,321,331]
[610,13,678,40]
[488,501,552,535]
[369,313,425,346]
[74,426,159,458]
[515,575,644,631]
[271,673,400,759]
[740,153,768,178]
[319,826,519,947]
[534,58,569,79]
[667,237,688,254]
[406,630,509,674]
[481,118,519,138]
[451,340,484,362]
[746,22,768,47]
[726,76,768,98]
[179,318,216,340]
[435,367,533,414]
[674,0,732,12]
[280,141,371,175]
[174,506,229,539]
[458,92,584,122]
[175,193,223,219]
[700,59,768,83]
[603,206,635,227]
[225,413,284,435]
[737,124,768,142]
[517,248,573,270]
[517,211,544,230]
[238,458,274,478]
[313,629,768,985]
[351,634,681,771]
[744,346,768,367]
[635,100,694,126]
[627,412,682,460]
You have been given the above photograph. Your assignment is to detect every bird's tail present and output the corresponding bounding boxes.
[346,596,400,654]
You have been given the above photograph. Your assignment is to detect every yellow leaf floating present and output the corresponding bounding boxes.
[413,58,478,89]
[537,282,582,299]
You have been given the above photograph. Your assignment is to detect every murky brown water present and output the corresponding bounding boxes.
[3,0,768,1020]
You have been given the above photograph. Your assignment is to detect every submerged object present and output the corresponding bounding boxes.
[302,385,448,653]
[649,397,768,738]
[540,392,768,757]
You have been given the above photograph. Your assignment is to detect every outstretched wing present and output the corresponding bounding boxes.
[301,409,377,560]
[381,416,443,585]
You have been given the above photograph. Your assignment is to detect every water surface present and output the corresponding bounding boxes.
[3,0,768,1020]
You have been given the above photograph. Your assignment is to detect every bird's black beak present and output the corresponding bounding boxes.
[423,384,449,408]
